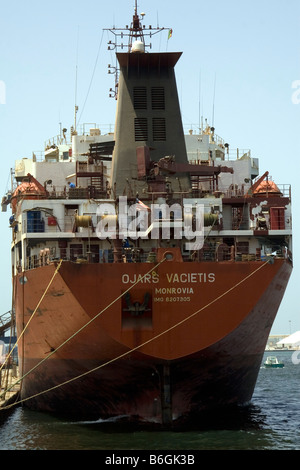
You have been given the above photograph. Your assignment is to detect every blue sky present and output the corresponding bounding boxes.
[0,0,299,334]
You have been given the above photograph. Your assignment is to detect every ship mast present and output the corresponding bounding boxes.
[105,2,170,98]
[130,0,144,48]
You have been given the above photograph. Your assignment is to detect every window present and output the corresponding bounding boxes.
[27,211,44,233]
[69,243,83,261]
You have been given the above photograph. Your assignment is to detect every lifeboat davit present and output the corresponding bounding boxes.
[11,173,47,213]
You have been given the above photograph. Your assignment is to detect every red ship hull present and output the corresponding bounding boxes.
[14,255,292,423]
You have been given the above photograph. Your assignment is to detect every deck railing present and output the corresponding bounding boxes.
[22,242,289,272]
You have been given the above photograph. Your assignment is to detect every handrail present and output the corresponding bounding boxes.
[0,311,13,336]
[22,241,290,272]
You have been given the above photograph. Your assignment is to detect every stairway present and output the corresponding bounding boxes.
[0,311,13,336]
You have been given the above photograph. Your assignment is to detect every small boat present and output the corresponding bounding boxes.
[264,356,284,368]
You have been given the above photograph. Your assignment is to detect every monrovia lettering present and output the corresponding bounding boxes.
[155,287,194,295]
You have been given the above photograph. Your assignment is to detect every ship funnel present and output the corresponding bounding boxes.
[131,40,145,53]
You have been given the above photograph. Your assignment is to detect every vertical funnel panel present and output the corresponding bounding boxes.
[111,52,190,197]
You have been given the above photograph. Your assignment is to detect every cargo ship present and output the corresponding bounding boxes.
[1,3,292,424]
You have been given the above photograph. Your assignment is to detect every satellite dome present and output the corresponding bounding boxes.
[131,40,145,53]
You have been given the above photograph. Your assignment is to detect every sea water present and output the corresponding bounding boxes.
[0,351,299,452]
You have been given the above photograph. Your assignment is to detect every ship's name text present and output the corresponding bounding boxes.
[121,272,215,284]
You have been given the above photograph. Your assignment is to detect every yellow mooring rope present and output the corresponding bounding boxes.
[0,259,63,375]
[0,258,273,411]
[0,256,167,402]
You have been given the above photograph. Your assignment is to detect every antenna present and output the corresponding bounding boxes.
[74,26,80,132]
[198,70,201,133]
[212,73,216,128]
[104,2,170,98]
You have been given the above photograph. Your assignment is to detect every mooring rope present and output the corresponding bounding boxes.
[0,258,273,411]
[0,256,167,401]
[0,260,63,374]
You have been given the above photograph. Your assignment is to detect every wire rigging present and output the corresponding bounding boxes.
[77,29,105,127]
